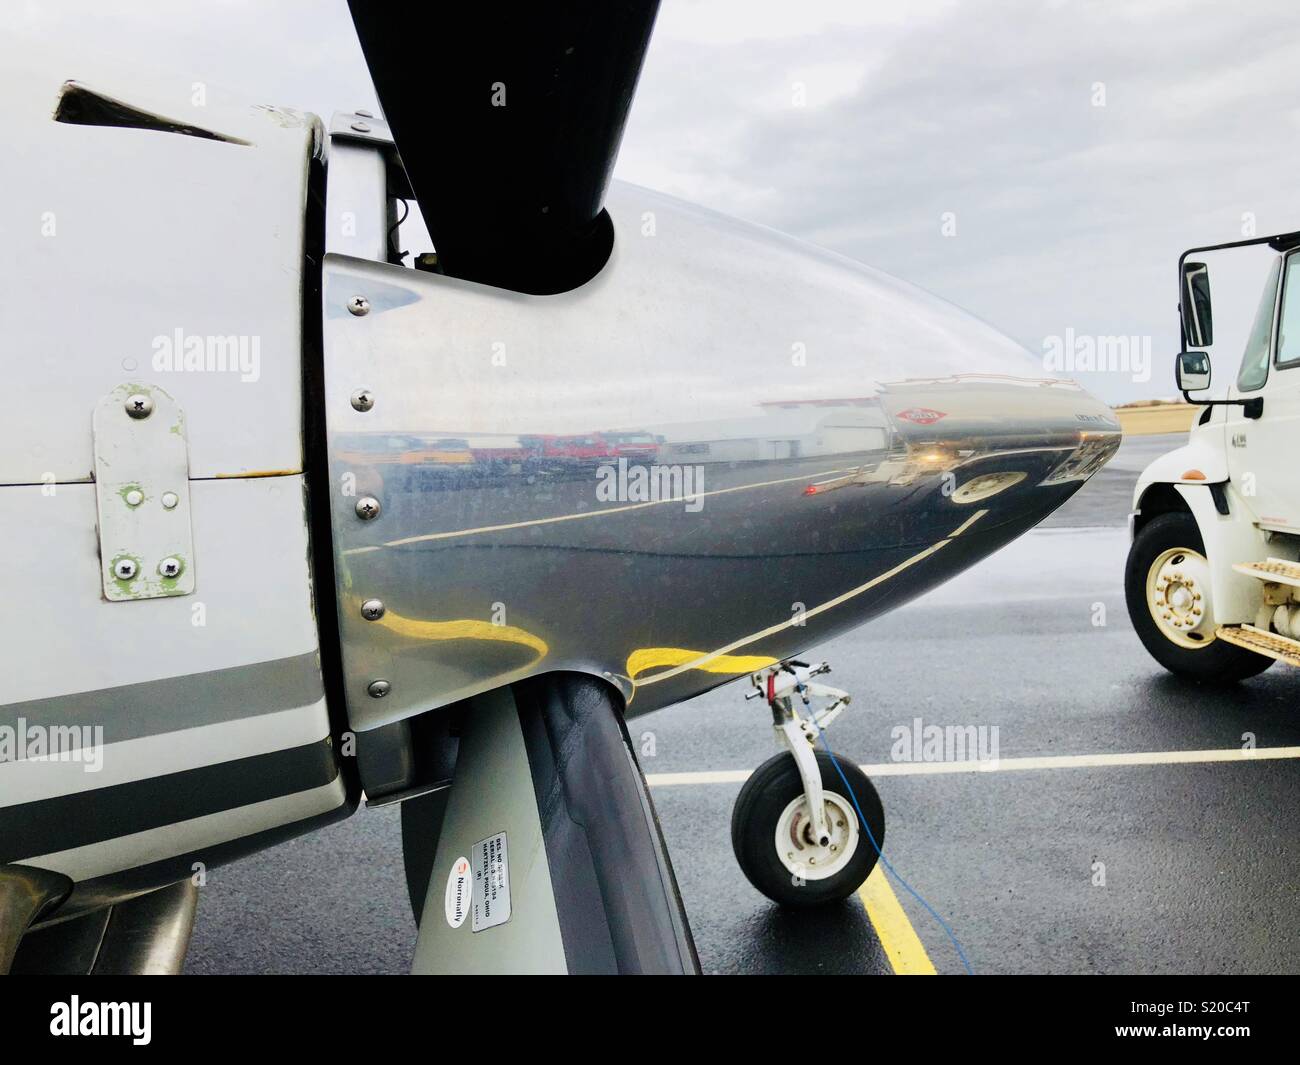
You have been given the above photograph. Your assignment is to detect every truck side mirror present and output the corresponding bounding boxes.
[1181,261,1213,348]
[1177,350,1212,392]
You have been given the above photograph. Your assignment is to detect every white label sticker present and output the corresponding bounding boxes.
[471,831,511,932]
[444,855,471,929]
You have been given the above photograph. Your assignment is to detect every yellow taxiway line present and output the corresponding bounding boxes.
[858,865,937,975]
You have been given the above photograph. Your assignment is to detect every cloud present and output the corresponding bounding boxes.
[621,0,1300,400]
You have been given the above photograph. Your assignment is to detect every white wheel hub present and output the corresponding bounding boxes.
[774,790,859,881]
[1146,546,1216,649]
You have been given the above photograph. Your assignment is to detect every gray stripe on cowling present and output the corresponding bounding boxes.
[1,738,339,863]
[0,652,323,746]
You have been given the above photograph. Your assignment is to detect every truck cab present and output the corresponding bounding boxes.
[1128,231,1300,680]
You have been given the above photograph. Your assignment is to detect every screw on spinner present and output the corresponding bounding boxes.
[355,497,381,520]
[124,393,154,419]
[347,295,370,316]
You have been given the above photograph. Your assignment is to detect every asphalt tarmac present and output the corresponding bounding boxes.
[186,434,1300,974]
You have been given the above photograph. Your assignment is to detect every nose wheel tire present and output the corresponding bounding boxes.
[1125,511,1272,683]
[731,750,884,907]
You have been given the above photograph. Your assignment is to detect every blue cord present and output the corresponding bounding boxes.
[805,709,975,976]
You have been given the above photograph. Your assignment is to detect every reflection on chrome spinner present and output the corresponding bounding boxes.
[324,184,1121,731]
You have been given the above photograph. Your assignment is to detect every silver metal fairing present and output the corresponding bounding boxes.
[324,183,1121,729]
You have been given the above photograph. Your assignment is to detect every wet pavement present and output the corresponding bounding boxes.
[187,434,1300,974]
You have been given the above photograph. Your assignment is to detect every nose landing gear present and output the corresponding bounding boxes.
[731,661,885,907]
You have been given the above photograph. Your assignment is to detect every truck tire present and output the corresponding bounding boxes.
[1125,511,1272,683]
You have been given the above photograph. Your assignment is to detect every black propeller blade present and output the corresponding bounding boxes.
[348,1,661,294]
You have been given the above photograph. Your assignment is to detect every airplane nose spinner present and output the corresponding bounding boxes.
[322,179,1122,725]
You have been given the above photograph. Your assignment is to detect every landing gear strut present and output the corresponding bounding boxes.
[730,661,885,907]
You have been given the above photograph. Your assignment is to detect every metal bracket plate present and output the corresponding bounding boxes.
[92,384,196,601]
[328,109,395,148]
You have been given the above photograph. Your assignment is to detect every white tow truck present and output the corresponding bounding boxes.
[1127,231,1300,681]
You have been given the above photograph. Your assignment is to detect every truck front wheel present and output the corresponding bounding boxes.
[1125,511,1272,683]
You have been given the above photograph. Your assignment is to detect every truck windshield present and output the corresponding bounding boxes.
[1276,253,1300,367]
[1237,256,1282,392]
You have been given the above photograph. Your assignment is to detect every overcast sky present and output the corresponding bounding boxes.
[16,0,1300,402]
